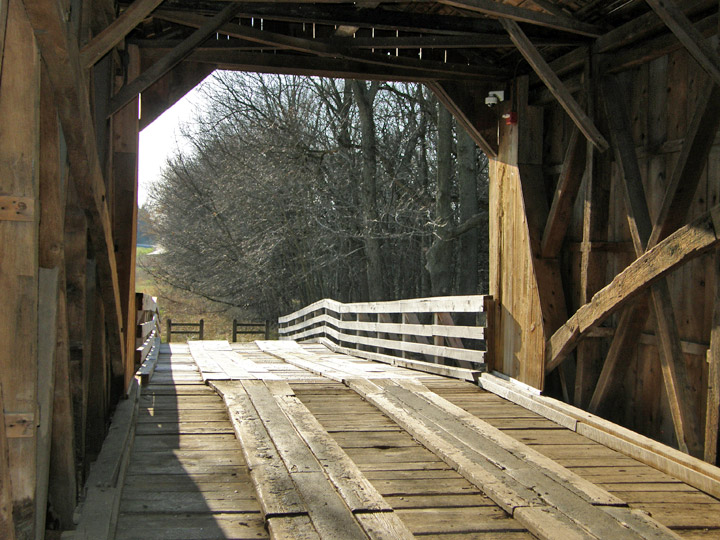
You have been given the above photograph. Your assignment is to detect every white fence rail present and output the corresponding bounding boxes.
[279,296,493,377]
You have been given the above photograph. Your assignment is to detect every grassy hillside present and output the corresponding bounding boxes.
[135,247,273,342]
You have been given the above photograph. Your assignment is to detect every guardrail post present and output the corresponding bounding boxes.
[232,319,237,342]
[198,319,204,340]
[166,318,172,343]
[264,320,270,340]
[483,295,495,371]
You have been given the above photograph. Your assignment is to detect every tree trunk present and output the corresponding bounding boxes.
[456,125,479,295]
[426,104,454,296]
[351,80,386,300]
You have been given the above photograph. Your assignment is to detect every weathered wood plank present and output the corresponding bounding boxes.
[705,251,720,464]
[0,384,16,540]
[80,0,164,68]
[0,3,40,537]
[546,206,720,370]
[540,126,587,258]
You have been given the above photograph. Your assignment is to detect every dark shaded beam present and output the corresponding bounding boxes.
[80,0,164,68]
[164,49,488,83]
[334,34,585,49]
[648,80,720,247]
[540,127,587,258]
[23,0,126,378]
[108,3,243,115]
[428,80,498,158]
[152,12,509,80]
[162,3,505,35]
[439,0,603,36]
[645,0,720,87]
[501,18,608,151]
[139,60,216,130]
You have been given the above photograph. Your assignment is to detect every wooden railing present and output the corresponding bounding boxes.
[166,318,204,342]
[135,293,161,386]
[279,296,493,380]
[233,319,271,342]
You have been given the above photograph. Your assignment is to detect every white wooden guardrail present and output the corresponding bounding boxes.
[135,293,161,386]
[279,296,493,380]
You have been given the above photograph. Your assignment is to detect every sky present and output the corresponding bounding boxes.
[137,77,212,206]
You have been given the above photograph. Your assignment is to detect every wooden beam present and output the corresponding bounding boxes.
[428,81,498,158]
[0,3,40,537]
[588,300,649,413]
[706,251,720,464]
[648,80,720,247]
[438,0,602,36]
[0,0,7,84]
[152,11,509,80]
[80,0,164,68]
[155,5,504,36]
[540,127,587,258]
[500,18,609,152]
[333,34,584,49]
[0,383,16,540]
[645,0,720,87]
[139,60,215,130]
[545,205,720,377]
[23,0,128,379]
[601,75,702,456]
[108,3,243,115]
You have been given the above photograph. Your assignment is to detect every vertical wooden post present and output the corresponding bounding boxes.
[705,251,720,464]
[166,318,172,343]
[264,320,270,341]
[483,295,495,372]
[0,383,16,540]
[232,319,237,342]
[0,2,40,537]
[111,44,141,393]
[198,319,204,340]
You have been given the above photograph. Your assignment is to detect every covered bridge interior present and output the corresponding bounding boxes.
[2,0,720,538]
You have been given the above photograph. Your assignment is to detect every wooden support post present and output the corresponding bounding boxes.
[0,384,16,540]
[24,0,127,382]
[0,0,7,85]
[264,320,270,341]
[0,2,40,537]
[705,251,720,464]
[198,319,205,340]
[111,44,141,392]
[232,319,238,343]
[575,54,610,408]
[500,18,608,152]
[108,3,242,115]
[540,127,587,258]
[48,272,77,529]
[600,75,702,455]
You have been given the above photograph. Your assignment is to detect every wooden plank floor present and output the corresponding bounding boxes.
[423,379,720,540]
[291,379,533,539]
[115,344,268,540]
[115,340,720,539]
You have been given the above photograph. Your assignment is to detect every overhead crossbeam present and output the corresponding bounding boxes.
[439,0,602,36]
[108,3,243,115]
[501,19,609,152]
[79,0,164,68]
[153,11,509,80]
